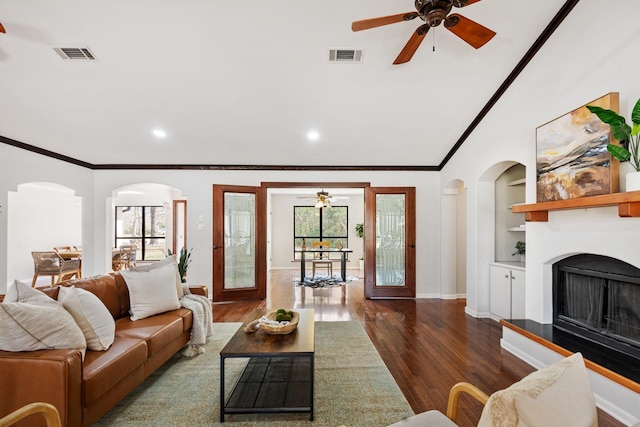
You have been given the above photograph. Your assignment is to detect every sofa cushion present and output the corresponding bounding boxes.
[0,281,86,357]
[477,353,596,427]
[83,337,148,404]
[121,263,181,321]
[58,286,116,351]
[115,312,184,356]
[130,255,184,299]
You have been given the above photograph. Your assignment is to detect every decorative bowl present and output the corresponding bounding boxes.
[261,310,299,335]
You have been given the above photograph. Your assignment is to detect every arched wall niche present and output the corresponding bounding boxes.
[7,182,82,288]
[474,160,526,315]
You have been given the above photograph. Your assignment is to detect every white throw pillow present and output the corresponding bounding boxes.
[129,255,184,299]
[121,263,181,321]
[477,353,596,427]
[0,303,87,358]
[58,286,116,351]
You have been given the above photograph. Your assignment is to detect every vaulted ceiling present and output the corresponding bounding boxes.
[0,0,575,168]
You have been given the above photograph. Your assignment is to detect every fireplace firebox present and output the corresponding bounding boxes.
[553,254,640,360]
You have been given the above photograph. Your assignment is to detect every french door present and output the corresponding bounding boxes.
[212,185,266,302]
[364,187,416,298]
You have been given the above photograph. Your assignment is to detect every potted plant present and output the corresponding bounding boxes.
[513,241,525,263]
[355,223,364,270]
[168,247,192,283]
[587,98,640,190]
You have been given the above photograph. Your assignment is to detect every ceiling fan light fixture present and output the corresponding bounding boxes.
[425,8,447,27]
[315,199,324,208]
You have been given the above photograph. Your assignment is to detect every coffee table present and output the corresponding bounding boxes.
[219,308,315,422]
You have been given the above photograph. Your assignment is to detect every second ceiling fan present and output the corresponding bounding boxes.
[352,0,495,64]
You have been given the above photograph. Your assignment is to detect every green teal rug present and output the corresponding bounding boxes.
[94,321,414,426]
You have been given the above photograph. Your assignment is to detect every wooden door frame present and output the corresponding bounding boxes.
[364,186,416,299]
[212,184,266,302]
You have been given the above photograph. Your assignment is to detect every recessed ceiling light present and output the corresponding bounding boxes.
[152,129,166,138]
[307,130,319,141]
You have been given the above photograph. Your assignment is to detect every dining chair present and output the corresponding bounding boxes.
[114,245,136,270]
[31,251,81,287]
[311,241,333,279]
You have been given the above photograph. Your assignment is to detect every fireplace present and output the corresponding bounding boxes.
[553,254,640,360]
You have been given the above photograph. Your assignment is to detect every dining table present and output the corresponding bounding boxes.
[294,247,353,283]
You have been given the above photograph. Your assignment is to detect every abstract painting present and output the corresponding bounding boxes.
[536,93,620,202]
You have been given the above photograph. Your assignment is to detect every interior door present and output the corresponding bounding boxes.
[212,184,266,302]
[364,187,416,298]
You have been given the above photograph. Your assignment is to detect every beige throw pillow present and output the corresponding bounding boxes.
[129,255,184,299]
[5,279,56,305]
[477,353,596,427]
[0,280,87,357]
[121,263,181,321]
[58,286,116,351]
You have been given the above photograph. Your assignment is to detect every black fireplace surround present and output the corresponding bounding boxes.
[553,254,640,361]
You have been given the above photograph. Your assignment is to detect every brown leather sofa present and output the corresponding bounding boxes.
[0,273,207,427]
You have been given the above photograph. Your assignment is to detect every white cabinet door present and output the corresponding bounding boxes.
[490,265,511,319]
[510,268,526,319]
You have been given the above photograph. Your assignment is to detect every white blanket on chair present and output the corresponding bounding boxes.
[179,292,213,357]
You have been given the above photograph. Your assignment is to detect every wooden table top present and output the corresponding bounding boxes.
[221,308,315,357]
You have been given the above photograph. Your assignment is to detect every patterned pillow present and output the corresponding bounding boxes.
[58,286,116,351]
[477,353,596,427]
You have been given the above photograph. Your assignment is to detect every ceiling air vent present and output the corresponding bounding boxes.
[54,47,98,61]
[328,49,363,63]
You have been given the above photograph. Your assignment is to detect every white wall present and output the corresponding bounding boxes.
[8,183,82,285]
[0,144,93,293]
[90,169,441,297]
[440,0,640,321]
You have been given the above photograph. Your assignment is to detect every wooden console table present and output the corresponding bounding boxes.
[512,191,640,221]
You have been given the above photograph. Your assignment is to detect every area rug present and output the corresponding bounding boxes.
[295,274,357,287]
[94,321,414,427]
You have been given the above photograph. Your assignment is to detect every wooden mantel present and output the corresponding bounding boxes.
[512,191,640,222]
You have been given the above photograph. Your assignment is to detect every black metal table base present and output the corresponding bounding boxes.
[220,356,314,422]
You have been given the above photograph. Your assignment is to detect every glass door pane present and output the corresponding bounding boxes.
[224,192,256,290]
[375,194,406,286]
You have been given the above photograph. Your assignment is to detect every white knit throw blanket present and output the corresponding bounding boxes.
[179,292,213,357]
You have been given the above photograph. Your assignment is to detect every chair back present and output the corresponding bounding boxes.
[312,241,330,260]
[31,252,62,274]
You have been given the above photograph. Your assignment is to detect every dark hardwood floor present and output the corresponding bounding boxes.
[212,270,623,427]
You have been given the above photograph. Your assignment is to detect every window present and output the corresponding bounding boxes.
[115,206,166,261]
[293,206,348,259]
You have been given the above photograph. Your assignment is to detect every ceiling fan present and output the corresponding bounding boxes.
[0,22,5,33]
[351,0,496,64]
[297,190,349,208]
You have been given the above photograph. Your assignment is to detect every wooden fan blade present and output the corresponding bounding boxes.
[0,22,5,33]
[393,25,429,65]
[444,13,495,49]
[352,12,418,32]
[464,0,482,6]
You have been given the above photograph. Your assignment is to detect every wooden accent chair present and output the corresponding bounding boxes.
[0,402,62,427]
[31,251,81,287]
[311,241,333,279]
[112,245,136,271]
